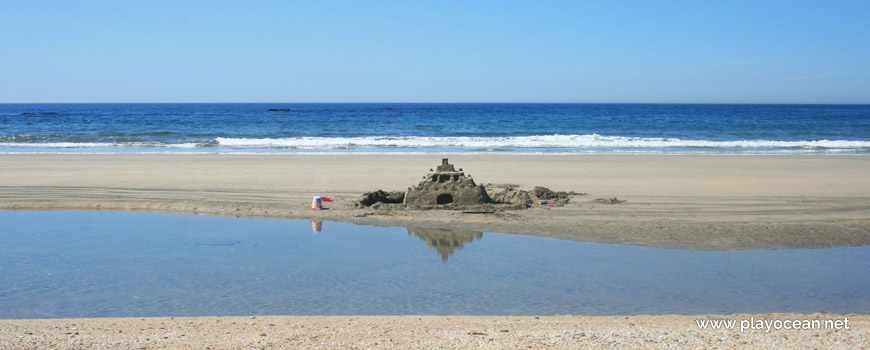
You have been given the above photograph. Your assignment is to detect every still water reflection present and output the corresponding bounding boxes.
[1,211,868,318]
[406,226,483,262]
[312,220,483,261]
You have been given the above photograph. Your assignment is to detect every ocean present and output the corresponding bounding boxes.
[1,103,868,154]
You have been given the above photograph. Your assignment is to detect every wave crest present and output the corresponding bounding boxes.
[214,135,870,150]
[1,134,868,153]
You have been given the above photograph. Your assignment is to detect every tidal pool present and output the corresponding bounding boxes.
[1,211,868,318]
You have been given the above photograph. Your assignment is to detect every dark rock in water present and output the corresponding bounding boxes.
[356,190,405,207]
[266,108,291,112]
[491,187,534,208]
[533,186,575,200]
[20,112,58,116]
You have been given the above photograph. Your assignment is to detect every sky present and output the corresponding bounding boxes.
[1,0,868,103]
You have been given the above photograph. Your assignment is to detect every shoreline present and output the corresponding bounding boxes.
[2,314,867,349]
[2,153,869,249]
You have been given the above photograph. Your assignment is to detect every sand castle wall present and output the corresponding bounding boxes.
[404,159,492,208]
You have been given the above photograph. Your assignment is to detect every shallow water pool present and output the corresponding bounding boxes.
[1,211,868,318]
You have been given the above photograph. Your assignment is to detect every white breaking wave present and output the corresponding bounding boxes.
[1,135,868,153]
[214,135,870,149]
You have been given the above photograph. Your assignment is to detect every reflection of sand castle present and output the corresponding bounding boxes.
[406,226,483,261]
[404,159,492,208]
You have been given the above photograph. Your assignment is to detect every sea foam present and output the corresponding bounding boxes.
[214,135,870,150]
[1,135,868,154]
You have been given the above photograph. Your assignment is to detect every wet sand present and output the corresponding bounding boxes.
[2,314,867,349]
[1,154,868,249]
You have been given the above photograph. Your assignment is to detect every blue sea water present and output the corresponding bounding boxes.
[1,103,869,154]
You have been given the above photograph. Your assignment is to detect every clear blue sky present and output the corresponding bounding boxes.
[1,1,868,103]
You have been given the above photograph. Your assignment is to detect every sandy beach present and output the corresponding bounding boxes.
[2,154,869,349]
[1,154,868,249]
[2,314,867,349]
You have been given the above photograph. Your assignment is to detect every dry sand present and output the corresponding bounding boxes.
[1,154,869,249]
[2,314,867,349]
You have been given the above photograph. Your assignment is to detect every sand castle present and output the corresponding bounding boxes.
[355,158,574,209]
[404,159,492,208]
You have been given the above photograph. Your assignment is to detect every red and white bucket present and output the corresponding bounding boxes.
[310,196,323,210]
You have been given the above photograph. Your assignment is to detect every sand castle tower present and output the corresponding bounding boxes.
[404,158,492,208]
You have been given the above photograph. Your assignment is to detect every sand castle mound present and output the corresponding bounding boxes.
[403,159,493,208]
[355,158,577,210]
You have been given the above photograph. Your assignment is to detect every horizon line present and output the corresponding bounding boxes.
[2,102,869,105]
